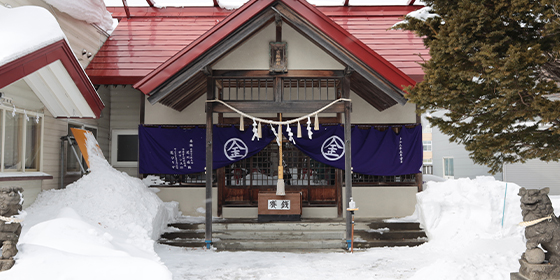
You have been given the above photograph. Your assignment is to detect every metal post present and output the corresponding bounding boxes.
[344,100,352,249]
[60,137,65,189]
[342,70,353,249]
[205,75,215,249]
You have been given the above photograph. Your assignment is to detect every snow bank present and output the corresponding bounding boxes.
[3,133,176,280]
[417,176,523,242]
[44,0,114,32]
[0,5,65,66]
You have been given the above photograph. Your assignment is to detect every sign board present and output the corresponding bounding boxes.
[268,199,291,210]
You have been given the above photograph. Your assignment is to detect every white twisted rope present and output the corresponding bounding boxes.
[206,98,352,126]
[519,214,554,227]
[0,216,22,224]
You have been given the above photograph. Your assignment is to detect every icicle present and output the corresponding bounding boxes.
[297,121,302,138]
[251,119,259,141]
[24,110,29,121]
[12,105,16,117]
[286,125,295,144]
[314,114,319,130]
[307,116,313,139]
[35,112,40,124]
[257,121,262,139]
[239,116,244,131]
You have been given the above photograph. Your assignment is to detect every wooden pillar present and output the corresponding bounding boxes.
[205,75,215,249]
[342,69,352,245]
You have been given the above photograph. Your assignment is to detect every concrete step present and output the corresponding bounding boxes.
[367,222,422,231]
[169,221,346,231]
[213,239,347,251]
[162,230,344,240]
[355,229,427,241]
[159,219,428,251]
[353,238,428,248]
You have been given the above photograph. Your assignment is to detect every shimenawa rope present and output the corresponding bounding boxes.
[519,214,554,227]
[0,216,22,224]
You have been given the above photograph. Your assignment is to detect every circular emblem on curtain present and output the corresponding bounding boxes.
[224,138,248,161]
[321,135,345,161]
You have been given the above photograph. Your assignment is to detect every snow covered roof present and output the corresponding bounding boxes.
[0,5,65,66]
[0,5,104,118]
[44,0,114,32]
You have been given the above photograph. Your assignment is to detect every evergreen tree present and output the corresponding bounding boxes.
[394,0,560,173]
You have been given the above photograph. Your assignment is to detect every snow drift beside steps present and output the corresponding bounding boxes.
[416,176,524,243]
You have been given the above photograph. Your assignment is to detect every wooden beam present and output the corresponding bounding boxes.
[276,14,282,42]
[212,101,345,114]
[212,70,344,78]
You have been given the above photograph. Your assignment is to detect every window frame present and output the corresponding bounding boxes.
[443,157,454,179]
[0,105,44,173]
[111,129,138,168]
[422,140,432,152]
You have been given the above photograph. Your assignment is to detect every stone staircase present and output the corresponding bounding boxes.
[158,219,427,251]
[353,220,428,249]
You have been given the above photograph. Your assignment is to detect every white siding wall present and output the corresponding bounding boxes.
[504,160,560,194]
[108,86,142,176]
[431,127,502,180]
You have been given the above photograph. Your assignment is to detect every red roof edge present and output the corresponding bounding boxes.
[134,0,417,95]
[281,0,416,88]
[0,40,104,118]
[134,0,274,94]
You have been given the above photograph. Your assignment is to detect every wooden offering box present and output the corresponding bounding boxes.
[258,191,302,222]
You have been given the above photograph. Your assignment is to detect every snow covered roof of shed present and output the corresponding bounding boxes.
[0,5,104,118]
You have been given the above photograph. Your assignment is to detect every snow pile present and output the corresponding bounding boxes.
[0,5,66,66]
[2,133,176,280]
[417,176,523,242]
[217,0,250,10]
[44,0,114,32]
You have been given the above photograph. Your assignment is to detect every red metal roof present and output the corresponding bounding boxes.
[1,40,104,118]
[87,4,427,87]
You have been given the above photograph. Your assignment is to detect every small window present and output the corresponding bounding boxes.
[111,129,138,167]
[443,157,454,179]
[423,140,432,152]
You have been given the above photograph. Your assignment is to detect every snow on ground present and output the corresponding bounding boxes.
[0,140,537,280]
[1,134,174,280]
[155,177,527,280]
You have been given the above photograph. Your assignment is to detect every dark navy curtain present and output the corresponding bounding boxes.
[139,124,422,176]
[138,125,275,174]
[282,125,422,176]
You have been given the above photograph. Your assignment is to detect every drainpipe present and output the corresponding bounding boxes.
[60,136,65,189]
